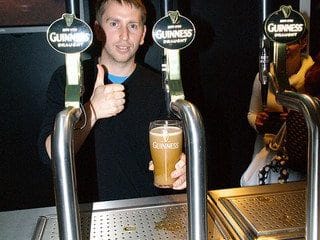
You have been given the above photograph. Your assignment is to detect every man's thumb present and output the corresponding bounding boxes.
[94,64,106,88]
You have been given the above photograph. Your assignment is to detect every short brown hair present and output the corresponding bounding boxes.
[95,0,147,24]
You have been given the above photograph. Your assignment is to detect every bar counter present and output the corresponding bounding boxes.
[0,182,307,239]
[0,194,203,240]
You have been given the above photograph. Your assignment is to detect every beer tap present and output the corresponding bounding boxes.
[264,6,319,239]
[46,0,93,239]
[153,3,207,239]
[259,37,270,108]
[259,0,270,108]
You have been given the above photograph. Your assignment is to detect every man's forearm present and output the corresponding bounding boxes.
[45,101,97,158]
[74,101,97,153]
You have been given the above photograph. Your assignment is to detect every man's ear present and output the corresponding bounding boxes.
[139,25,147,45]
[94,21,105,42]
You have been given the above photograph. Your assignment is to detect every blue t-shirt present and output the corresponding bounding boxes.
[108,73,128,84]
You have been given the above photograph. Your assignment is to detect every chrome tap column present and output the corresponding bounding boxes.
[46,4,93,240]
[152,8,207,240]
[51,107,82,240]
[276,92,320,240]
[170,100,207,239]
[264,6,319,239]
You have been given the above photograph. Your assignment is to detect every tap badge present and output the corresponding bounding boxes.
[47,13,93,54]
[263,5,306,44]
[152,11,195,50]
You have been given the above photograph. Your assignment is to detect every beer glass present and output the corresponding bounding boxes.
[149,120,183,188]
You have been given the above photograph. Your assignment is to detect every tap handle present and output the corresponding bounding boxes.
[259,37,270,107]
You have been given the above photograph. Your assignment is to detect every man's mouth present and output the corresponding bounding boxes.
[116,45,131,52]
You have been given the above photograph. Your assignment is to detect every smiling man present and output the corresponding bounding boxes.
[38,0,186,202]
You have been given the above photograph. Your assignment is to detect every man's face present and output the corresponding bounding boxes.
[96,0,146,64]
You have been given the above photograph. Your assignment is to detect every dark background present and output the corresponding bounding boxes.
[1,0,318,211]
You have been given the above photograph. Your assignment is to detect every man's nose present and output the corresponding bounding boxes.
[120,26,129,40]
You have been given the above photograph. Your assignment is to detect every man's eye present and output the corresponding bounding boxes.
[128,24,138,31]
[109,21,118,27]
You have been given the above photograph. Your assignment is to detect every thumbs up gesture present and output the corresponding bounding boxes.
[89,64,125,121]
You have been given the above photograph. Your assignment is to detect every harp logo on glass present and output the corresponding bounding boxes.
[47,13,93,54]
[152,11,195,50]
[264,5,306,44]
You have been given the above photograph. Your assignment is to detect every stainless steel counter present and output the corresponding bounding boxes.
[0,204,56,240]
[0,194,222,240]
[1,182,308,240]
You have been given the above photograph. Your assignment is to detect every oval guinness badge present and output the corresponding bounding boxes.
[47,13,93,54]
[264,5,306,44]
[152,11,195,50]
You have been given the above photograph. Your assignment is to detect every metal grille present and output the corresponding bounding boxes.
[220,190,305,237]
[35,203,218,239]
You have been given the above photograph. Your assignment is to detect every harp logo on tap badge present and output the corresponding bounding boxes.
[152,11,196,50]
[263,5,306,44]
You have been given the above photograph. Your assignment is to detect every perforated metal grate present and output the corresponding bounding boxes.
[35,203,219,239]
[220,190,305,237]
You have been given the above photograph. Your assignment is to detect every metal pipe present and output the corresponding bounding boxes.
[52,107,82,240]
[171,99,207,240]
[276,91,320,240]
[262,0,268,22]
[65,0,77,15]
[161,0,175,16]
[299,0,311,55]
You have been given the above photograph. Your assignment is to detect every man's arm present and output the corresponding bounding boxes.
[44,101,96,158]
[44,64,125,158]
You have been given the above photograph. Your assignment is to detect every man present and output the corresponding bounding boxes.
[38,0,186,202]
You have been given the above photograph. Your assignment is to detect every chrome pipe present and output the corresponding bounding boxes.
[52,107,82,240]
[161,0,174,16]
[171,99,207,240]
[65,0,77,15]
[262,0,268,22]
[277,91,320,240]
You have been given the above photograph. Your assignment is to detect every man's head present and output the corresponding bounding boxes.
[95,0,147,25]
[94,0,147,67]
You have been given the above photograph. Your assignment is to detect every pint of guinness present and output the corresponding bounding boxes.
[149,120,183,188]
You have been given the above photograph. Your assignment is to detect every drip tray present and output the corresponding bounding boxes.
[32,196,221,240]
[208,181,306,239]
[220,190,305,237]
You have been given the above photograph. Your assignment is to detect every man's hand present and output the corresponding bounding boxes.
[171,153,187,190]
[149,153,187,190]
[90,64,126,121]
